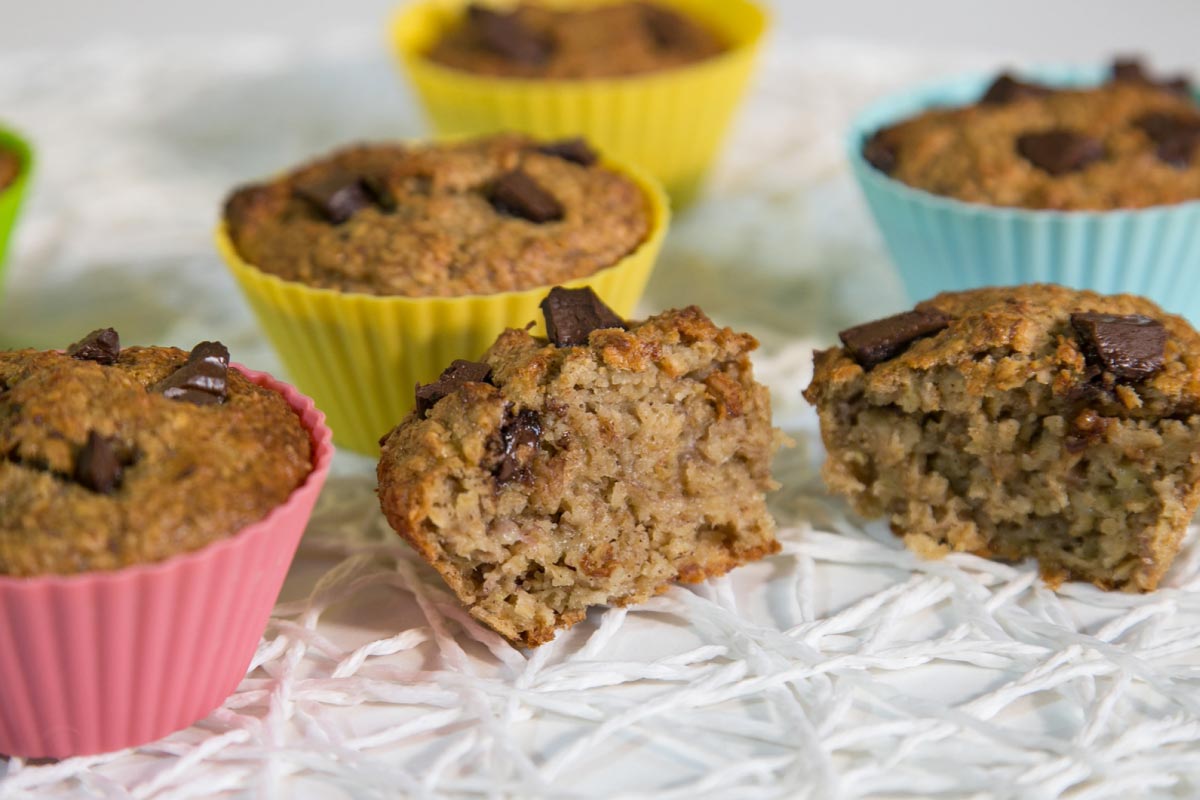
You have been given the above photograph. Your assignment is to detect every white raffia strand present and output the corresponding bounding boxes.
[2,25,1200,800]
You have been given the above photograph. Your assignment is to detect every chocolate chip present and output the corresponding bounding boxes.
[537,138,598,167]
[1070,312,1167,383]
[862,132,897,174]
[67,328,120,365]
[1112,57,1192,95]
[75,431,123,494]
[415,359,494,418]
[1065,408,1112,454]
[488,170,564,223]
[539,286,626,348]
[294,170,374,224]
[152,341,231,405]
[467,4,552,65]
[1016,129,1105,176]
[1133,111,1200,168]
[495,409,542,484]
[838,308,951,369]
[641,4,691,49]
[980,73,1052,105]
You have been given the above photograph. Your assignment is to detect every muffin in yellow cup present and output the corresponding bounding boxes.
[217,134,669,455]
[390,0,768,206]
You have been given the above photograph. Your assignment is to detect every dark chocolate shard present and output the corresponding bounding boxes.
[1016,129,1105,176]
[539,286,626,348]
[1112,57,1192,96]
[495,409,542,484]
[152,341,231,405]
[980,73,1053,105]
[862,132,897,174]
[488,170,564,223]
[467,4,552,65]
[641,4,691,49]
[67,328,121,365]
[415,359,494,418]
[1070,312,1167,383]
[838,308,951,369]
[75,431,123,494]
[294,170,374,224]
[1133,111,1200,168]
[537,138,599,167]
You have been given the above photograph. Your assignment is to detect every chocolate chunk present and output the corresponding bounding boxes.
[495,409,542,484]
[67,328,120,365]
[1112,57,1192,95]
[641,4,690,49]
[980,73,1052,105]
[838,308,951,369]
[152,341,231,405]
[1016,129,1105,176]
[537,138,598,167]
[294,170,374,224]
[75,431,123,494]
[415,359,494,418]
[1070,312,1167,383]
[488,170,564,223]
[1133,111,1200,168]
[467,4,552,65]
[539,286,626,348]
[862,132,897,174]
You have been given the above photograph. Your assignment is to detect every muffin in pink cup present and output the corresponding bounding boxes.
[0,328,333,759]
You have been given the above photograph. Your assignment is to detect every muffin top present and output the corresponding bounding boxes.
[864,59,1200,210]
[0,330,313,577]
[426,1,726,80]
[0,147,19,192]
[224,134,652,297]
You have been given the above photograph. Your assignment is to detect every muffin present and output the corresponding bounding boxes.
[0,328,333,758]
[803,285,1200,592]
[849,58,1200,321]
[391,0,767,204]
[218,134,668,455]
[378,287,785,646]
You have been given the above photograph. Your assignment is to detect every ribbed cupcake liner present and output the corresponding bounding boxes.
[0,367,334,759]
[0,126,33,303]
[218,156,669,456]
[848,66,1200,320]
[390,0,768,206]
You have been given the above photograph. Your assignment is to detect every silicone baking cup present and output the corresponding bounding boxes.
[0,367,333,759]
[217,156,669,456]
[849,66,1200,321]
[390,0,768,205]
[0,126,33,302]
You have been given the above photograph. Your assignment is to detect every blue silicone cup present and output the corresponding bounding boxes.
[848,66,1200,321]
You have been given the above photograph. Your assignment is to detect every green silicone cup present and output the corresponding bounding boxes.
[0,126,33,303]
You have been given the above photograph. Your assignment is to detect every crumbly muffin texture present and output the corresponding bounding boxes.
[865,60,1200,210]
[427,2,726,80]
[224,134,650,297]
[804,285,1200,592]
[0,148,19,192]
[377,292,784,646]
[0,333,312,576]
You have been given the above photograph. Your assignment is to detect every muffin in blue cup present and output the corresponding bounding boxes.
[848,58,1200,322]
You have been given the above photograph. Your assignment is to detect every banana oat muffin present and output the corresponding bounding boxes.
[804,284,1200,592]
[377,288,784,646]
[864,58,1200,210]
[223,134,650,296]
[0,147,19,192]
[426,2,726,80]
[0,329,313,576]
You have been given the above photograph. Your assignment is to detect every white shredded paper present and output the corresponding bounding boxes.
[1,28,1199,800]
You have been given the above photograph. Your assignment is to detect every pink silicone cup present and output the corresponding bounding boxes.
[0,364,334,759]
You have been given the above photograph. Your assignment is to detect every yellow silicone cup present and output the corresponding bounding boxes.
[217,157,669,456]
[391,0,768,206]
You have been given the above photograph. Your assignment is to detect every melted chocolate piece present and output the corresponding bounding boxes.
[488,170,564,223]
[1133,111,1200,168]
[67,328,121,365]
[641,4,690,49]
[1016,129,1105,176]
[415,359,494,418]
[862,132,897,174]
[1070,312,1167,383]
[838,308,951,369]
[980,73,1052,105]
[152,341,231,405]
[1112,57,1192,95]
[467,4,552,65]
[75,431,123,494]
[539,286,626,348]
[294,170,375,224]
[495,409,542,484]
[537,138,599,167]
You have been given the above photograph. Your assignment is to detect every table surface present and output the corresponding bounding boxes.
[2,17,1200,800]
